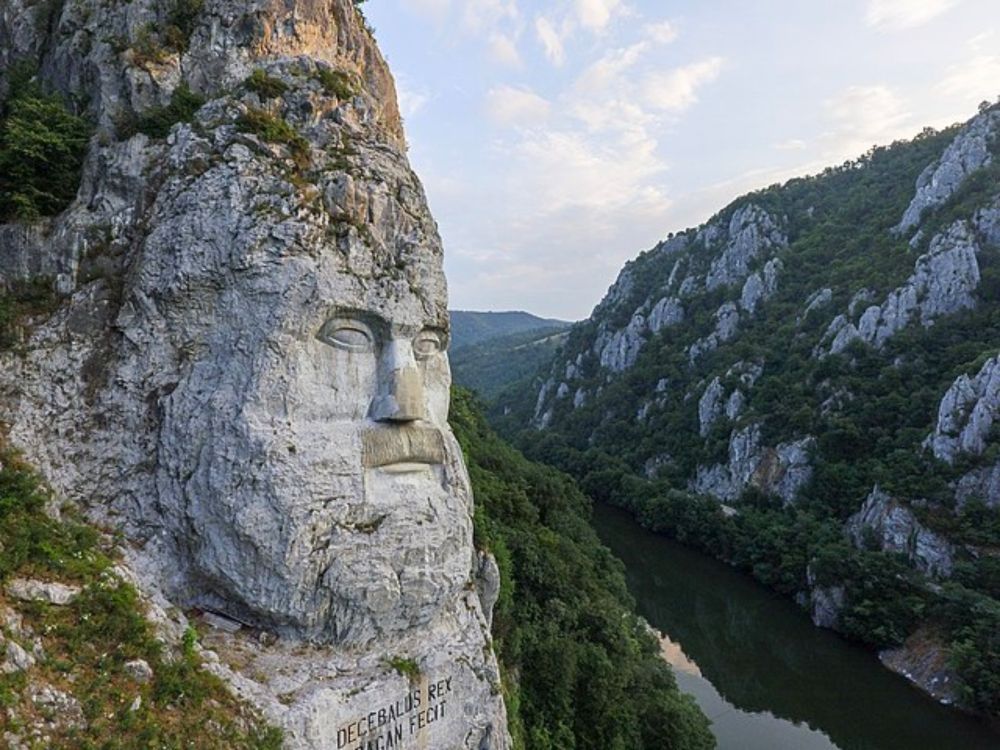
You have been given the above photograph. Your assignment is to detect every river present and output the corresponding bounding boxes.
[591,502,1000,750]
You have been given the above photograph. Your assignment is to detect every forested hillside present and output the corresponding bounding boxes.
[451,325,569,400]
[449,310,569,349]
[494,101,1000,716]
[450,389,714,750]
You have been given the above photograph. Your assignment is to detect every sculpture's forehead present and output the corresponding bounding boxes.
[310,260,449,331]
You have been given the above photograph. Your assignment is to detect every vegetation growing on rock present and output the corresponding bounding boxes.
[0,66,89,222]
[0,442,284,748]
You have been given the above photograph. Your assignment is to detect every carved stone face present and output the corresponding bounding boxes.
[122,129,472,644]
[156,261,472,645]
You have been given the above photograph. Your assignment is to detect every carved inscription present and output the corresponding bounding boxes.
[337,676,454,749]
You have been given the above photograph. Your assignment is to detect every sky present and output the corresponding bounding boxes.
[364,0,1000,320]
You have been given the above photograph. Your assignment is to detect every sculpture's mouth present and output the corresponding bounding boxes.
[362,425,446,472]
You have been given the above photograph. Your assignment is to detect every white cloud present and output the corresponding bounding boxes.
[866,0,960,31]
[400,0,451,21]
[641,57,725,112]
[488,32,523,66]
[645,21,678,44]
[486,85,552,125]
[535,16,566,66]
[461,0,520,34]
[396,80,431,119]
[575,0,626,32]
[823,84,914,158]
[936,54,1000,107]
[774,139,808,151]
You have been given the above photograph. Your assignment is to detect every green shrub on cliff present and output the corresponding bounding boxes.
[0,441,282,748]
[450,388,714,750]
[0,67,90,222]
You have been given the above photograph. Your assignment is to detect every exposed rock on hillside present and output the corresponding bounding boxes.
[925,354,1000,465]
[846,488,954,578]
[0,1,508,747]
[955,462,1000,509]
[705,204,788,290]
[822,221,981,355]
[690,423,814,505]
[896,108,1000,233]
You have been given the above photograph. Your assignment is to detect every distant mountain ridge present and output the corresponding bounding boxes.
[495,101,1000,718]
[449,310,570,349]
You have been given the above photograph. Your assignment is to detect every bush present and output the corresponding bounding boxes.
[0,70,90,221]
[133,83,205,139]
[314,68,359,100]
[246,69,288,100]
[238,107,310,167]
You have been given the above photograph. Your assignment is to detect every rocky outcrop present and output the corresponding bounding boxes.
[648,295,684,332]
[592,295,685,373]
[955,462,1000,509]
[705,205,787,290]
[688,301,741,363]
[696,363,760,437]
[896,109,1000,233]
[0,1,508,748]
[800,288,832,322]
[974,195,1000,247]
[846,487,954,577]
[690,423,814,505]
[597,314,647,372]
[807,565,846,631]
[822,222,981,355]
[879,628,961,705]
[739,258,782,314]
[698,378,725,437]
[925,354,1000,464]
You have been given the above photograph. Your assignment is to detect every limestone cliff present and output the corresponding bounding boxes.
[0,1,509,747]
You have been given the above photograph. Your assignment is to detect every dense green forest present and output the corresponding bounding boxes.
[451,325,569,400]
[490,106,1000,715]
[450,389,714,750]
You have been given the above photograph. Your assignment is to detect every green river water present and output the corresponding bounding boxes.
[591,502,1000,750]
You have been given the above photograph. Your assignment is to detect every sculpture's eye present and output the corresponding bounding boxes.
[413,331,444,359]
[318,320,374,352]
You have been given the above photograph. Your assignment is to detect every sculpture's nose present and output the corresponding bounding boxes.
[371,339,427,423]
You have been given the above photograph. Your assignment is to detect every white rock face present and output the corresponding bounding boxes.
[974,196,1000,247]
[955,462,1000,509]
[6,579,80,606]
[648,296,684,333]
[896,109,1000,233]
[806,565,846,630]
[598,314,647,372]
[740,257,783,314]
[690,423,814,504]
[590,295,684,374]
[705,205,787,290]
[0,2,509,747]
[801,288,833,321]
[824,222,981,355]
[846,487,954,578]
[925,354,1000,464]
[698,378,725,437]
